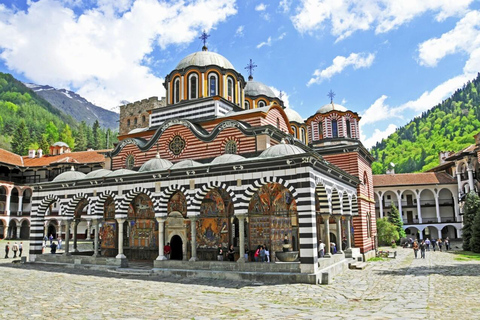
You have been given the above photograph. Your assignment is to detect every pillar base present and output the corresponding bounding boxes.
[236,257,246,263]
[116,253,126,259]
[189,256,198,262]
[156,255,167,261]
[324,253,332,258]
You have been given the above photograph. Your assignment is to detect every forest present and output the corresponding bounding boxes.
[0,73,117,156]
[371,73,480,174]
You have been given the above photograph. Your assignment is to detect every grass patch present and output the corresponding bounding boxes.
[452,251,480,261]
[368,257,386,262]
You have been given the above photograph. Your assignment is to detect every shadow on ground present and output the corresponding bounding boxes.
[374,262,480,277]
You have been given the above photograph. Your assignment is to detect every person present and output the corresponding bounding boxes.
[254,246,260,262]
[408,237,413,248]
[227,245,235,262]
[330,242,336,254]
[419,240,426,259]
[432,239,437,252]
[445,238,450,251]
[260,245,266,262]
[50,241,57,254]
[342,237,347,251]
[438,239,443,252]
[19,242,23,257]
[49,234,53,245]
[244,247,249,261]
[318,240,325,258]
[217,245,224,261]
[4,242,9,258]
[425,238,430,251]
[57,238,62,250]
[12,242,18,258]
[413,240,419,258]
[164,242,171,259]
[264,245,270,263]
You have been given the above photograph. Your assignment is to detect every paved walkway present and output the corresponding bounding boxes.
[0,243,479,319]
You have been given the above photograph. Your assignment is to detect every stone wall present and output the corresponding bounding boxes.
[119,97,166,135]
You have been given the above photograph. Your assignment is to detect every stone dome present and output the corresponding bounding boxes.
[106,169,136,177]
[171,159,202,169]
[244,80,276,98]
[211,154,245,164]
[283,108,303,123]
[259,143,306,158]
[316,102,348,114]
[139,154,173,172]
[84,169,112,179]
[53,170,86,182]
[175,51,235,70]
[52,141,69,148]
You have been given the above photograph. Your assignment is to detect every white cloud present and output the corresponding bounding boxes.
[361,95,399,125]
[307,52,374,85]
[256,32,287,49]
[0,0,237,108]
[361,124,397,149]
[270,86,291,108]
[235,25,244,37]
[255,3,267,11]
[279,0,292,13]
[291,0,473,41]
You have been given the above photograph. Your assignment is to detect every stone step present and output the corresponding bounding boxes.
[348,262,367,270]
[107,268,154,276]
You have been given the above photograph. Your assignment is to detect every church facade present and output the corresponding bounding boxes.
[29,44,376,282]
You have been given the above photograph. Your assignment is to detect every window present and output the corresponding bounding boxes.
[126,154,135,170]
[387,195,391,200]
[318,121,323,139]
[169,135,186,156]
[276,118,280,129]
[127,119,130,126]
[189,73,198,100]
[291,126,297,138]
[174,78,180,104]
[245,101,250,109]
[227,77,234,102]
[225,140,237,154]
[367,213,372,238]
[209,74,217,96]
[142,115,146,123]
[332,119,338,138]
[346,119,351,138]
[134,118,137,125]
[300,128,306,143]
[258,100,266,108]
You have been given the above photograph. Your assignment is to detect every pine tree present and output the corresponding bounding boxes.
[75,121,87,151]
[11,119,29,155]
[462,192,480,251]
[39,134,49,155]
[388,203,406,240]
[60,124,75,151]
[470,210,480,253]
[44,121,59,145]
[92,120,100,150]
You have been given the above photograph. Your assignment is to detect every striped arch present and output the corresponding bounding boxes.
[65,193,92,217]
[351,195,359,215]
[118,187,157,216]
[35,195,63,217]
[159,184,189,216]
[190,181,238,213]
[342,192,350,214]
[315,182,329,214]
[30,194,63,255]
[331,188,341,214]
[93,190,118,216]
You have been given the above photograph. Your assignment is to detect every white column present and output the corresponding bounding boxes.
[456,172,462,194]
[453,193,460,222]
[156,217,167,261]
[116,219,126,259]
[180,75,184,101]
[189,216,198,261]
[434,194,441,223]
[322,214,331,257]
[18,196,23,214]
[57,221,62,240]
[5,192,11,216]
[416,195,422,224]
[93,219,99,257]
[379,195,384,218]
[467,168,475,192]
[64,219,71,255]
[397,193,403,220]
[345,216,352,249]
[86,220,91,240]
[335,215,343,254]
[236,214,246,262]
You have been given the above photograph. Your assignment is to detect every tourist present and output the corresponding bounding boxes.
[217,245,224,261]
[254,246,260,262]
[432,239,436,252]
[227,245,235,262]
[413,241,419,258]
[164,242,171,259]
[57,237,62,250]
[12,242,18,258]
[260,245,266,262]
[318,240,325,258]
[244,247,249,261]
[330,242,336,254]
[445,238,450,251]
[342,237,347,251]
[4,242,9,258]
[264,245,270,263]
[438,239,443,252]
[50,241,57,254]
[49,234,53,245]
[419,240,426,259]
[18,242,23,257]
[425,238,431,251]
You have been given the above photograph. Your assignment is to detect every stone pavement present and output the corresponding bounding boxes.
[0,242,479,319]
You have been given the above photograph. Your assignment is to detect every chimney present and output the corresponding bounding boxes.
[386,162,395,175]
[439,151,452,164]
[28,149,36,158]
[37,149,43,158]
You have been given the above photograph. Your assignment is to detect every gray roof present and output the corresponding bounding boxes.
[139,155,173,172]
[316,103,348,114]
[175,51,235,70]
[211,154,245,164]
[259,143,306,158]
[52,170,86,182]
[106,169,136,177]
[84,169,112,179]
[171,159,203,169]
[245,80,276,98]
[284,108,303,123]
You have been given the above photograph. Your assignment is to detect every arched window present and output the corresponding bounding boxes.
[224,140,237,154]
[134,118,137,125]
[258,100,266,108]
[208,73,218,96]
[291,126,297,138]
[300,128,306,143]
[174,77,180,104]
[318,121,323,139]
[276,118,280,129]
[142,115,146,123]
[332,119,338,138]
[367,213,372,238]
[346,119,351,138]
[244,101,250,109]
[126,154,135,170]
[227,77,234,102]
[188,73,198,100]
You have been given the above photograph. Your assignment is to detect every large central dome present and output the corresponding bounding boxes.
[175,51,235,70]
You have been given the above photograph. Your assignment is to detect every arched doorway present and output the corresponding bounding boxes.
[20,220,29,239]
[47,223,57,239]
[8,220,17,239]
[0,220,5,239]
[170,235,183,260]
[100,196,117,257]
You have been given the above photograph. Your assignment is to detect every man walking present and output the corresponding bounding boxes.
[419,240,426,259]
[318,240,325,258]
[19,242,23,257]
[12,242,18,258]
[425,238,430,251]
[4,242,10,258]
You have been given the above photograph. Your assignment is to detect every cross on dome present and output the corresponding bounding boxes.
[245,59,257,81]
[199,30,210,51]
[327,90,336,104]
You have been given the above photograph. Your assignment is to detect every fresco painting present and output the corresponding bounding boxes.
[104,197,115,219]
[100,222,116,249]
[129,219,157,248]
[197,188,232,248]
[167,191,187,216]
[128,193,154,219]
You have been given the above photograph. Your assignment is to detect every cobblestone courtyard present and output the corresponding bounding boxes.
[0,243,479,319]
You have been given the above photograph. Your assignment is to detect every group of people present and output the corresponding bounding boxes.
[43,234,62,254]
[411,237,451,259]
[4,242,23,258]
[253,245,270,262]
[217,245,236,262]
[318,237,348,258]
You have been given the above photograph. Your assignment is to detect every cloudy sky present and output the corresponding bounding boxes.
[0,0,479,148]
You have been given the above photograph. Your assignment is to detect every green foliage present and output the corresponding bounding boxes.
[462,192,480,251]
[10,119,29,155]
[471,210,480,253]
[371,73,480,173]
[376,218,399,245]
[60,124,75,151]
[387,203,406,240]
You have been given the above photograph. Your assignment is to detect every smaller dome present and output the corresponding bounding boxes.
[245,80,276,98]
[259,143,306,158]
[171,159,202,169]
[53,170,86,182]
[175,51,235,70]
[211,154,245,164]
[52,141,69,148]
[128,128,148,134]
[84,169,112,179]
[316,103,348,114]
[139,154,173,172]
[283,108,303,123]
[106,169,136,177]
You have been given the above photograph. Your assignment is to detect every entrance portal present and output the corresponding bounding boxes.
[170,235,183,260]
[47,224,57,239]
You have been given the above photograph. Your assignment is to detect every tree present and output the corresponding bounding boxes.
[463,192,480,251]
[388,203,406,240]
[60,124,75,151]
[75,121,87,151]
[92,120,100,149]
[44,121,59,145]
[11,119,29,155]
[376,218,399,245]
[470,210,480,253]
[39,134,50,155]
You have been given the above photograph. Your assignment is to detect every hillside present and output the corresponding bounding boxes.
[371,73,480,174]
[25,83,118,130]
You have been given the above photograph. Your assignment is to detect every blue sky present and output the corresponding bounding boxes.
[1,0,479,148]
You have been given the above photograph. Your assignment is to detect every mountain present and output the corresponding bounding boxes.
[24,83,118,130]
[370,73,480,174]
